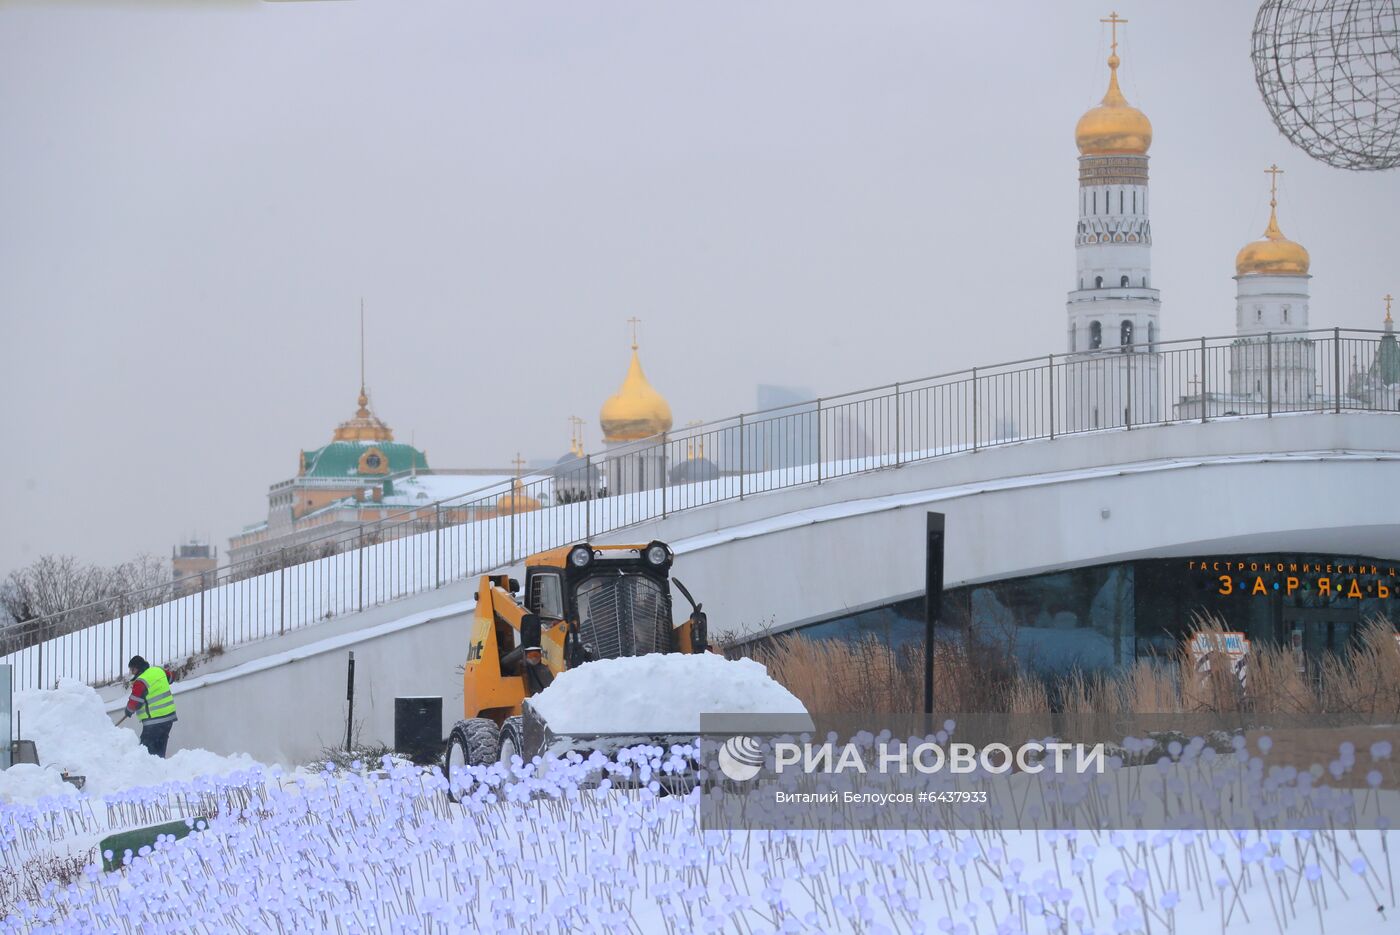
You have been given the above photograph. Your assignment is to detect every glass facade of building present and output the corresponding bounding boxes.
[785,553,1400,675]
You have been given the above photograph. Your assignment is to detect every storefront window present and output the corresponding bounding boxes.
[775,553,1399,676]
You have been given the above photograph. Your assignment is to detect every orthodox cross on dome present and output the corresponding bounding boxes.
[627,316,642,351]
[1101,11,1127,57]
[1265,164,1284,209]
[509,453,526,506]
[685,419,705,460]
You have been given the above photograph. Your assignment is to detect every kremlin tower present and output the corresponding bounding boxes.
[1064,12,1162,431]
[1229,165,1316,410]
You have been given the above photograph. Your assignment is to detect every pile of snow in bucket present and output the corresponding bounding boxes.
[0,678,258,803]
[527,653,807,734]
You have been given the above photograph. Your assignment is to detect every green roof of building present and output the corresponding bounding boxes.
[1374,333,1400,386]
[302,441,428,478]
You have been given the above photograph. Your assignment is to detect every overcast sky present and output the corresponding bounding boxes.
[1,0,1396,575]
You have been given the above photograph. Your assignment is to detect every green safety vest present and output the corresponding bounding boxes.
[135,666,177,723]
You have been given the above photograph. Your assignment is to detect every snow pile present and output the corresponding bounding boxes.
[0,678,259,803]
[0,763,75,802]
[527,653,807,734]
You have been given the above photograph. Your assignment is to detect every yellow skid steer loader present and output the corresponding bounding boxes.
[443,540,710,790]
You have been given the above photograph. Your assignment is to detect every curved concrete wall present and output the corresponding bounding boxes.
[114,412,1399,765]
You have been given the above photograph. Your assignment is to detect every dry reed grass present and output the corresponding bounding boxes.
[1120,661,1182,715]
[1317,619,1400,716]
[738,614,1399,716]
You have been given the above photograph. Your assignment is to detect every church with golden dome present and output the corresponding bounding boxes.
[1211,174,1398,415]
[1064,13,1395,424]
[1216,164,1320,415]
[597,320,675,495]
[1063,12,1162,431]
[600,339,673,445]
[223,11,1399,570]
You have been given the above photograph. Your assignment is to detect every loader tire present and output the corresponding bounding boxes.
[444,718,500,802]
[498,717,525,765]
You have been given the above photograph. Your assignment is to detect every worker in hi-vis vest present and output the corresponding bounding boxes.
[118,655,178,757]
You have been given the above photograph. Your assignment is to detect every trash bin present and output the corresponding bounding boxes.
[394,696,443,765]
[10,740,37,766]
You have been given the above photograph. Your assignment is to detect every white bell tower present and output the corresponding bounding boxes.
[1063,12,1161,432]
[1229,164,1314,411]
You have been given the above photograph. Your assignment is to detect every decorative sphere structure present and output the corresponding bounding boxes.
[1252,0,1400,171]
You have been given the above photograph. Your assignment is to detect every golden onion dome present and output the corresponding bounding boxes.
[1075,53,1152,156]
[332,387,394,443]
[1236,167,1309,276]
[600,347,673,442]
[496,479,541,515]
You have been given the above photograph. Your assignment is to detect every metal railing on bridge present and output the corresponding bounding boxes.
[4,327,1396,690]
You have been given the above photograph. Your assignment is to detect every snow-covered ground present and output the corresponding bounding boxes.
[2,682,1397,933]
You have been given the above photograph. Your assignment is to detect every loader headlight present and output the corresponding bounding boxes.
[644,542,671,566]
[569,544,593,568]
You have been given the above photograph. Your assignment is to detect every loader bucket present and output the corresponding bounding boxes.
[521,702,702,789]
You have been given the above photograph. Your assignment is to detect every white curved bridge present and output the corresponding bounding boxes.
[110,412,1400,763]
[6,330,1398,764]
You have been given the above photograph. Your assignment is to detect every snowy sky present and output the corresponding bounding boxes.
[0,0,1396,575]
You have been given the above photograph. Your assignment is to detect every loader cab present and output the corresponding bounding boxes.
[523,541,677,661]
